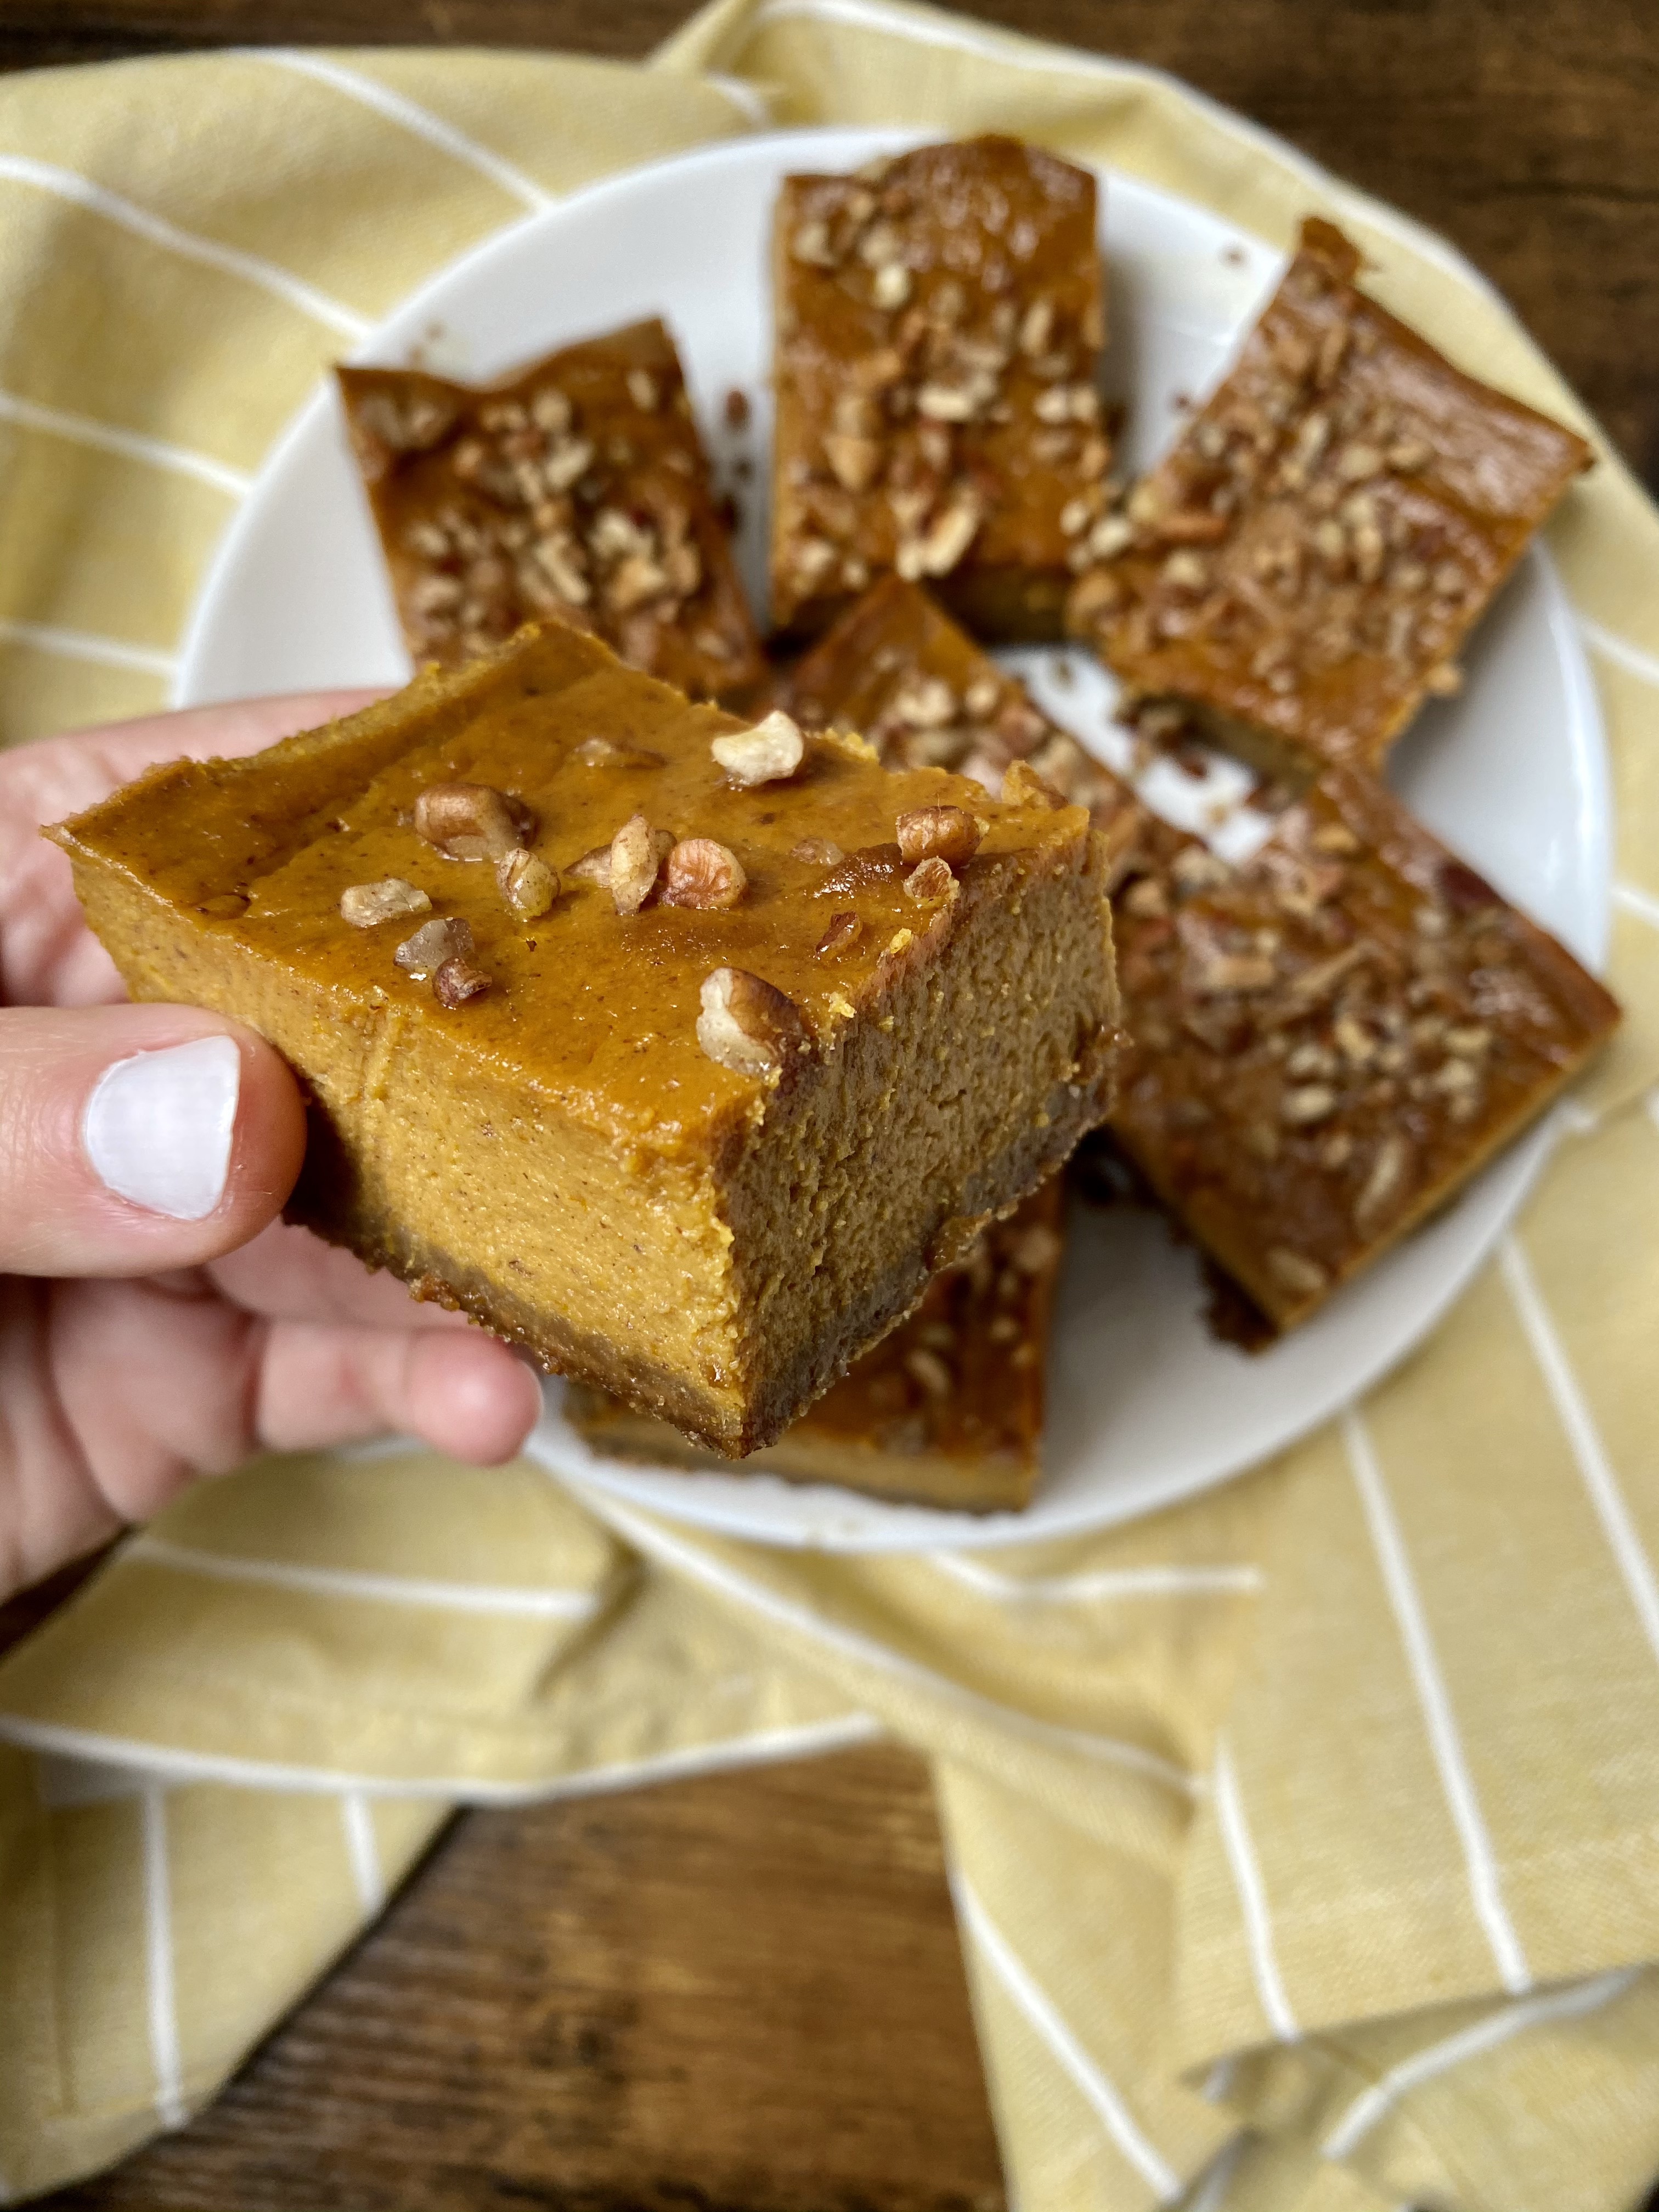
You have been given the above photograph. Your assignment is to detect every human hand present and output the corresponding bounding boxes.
[0,696,544,1602]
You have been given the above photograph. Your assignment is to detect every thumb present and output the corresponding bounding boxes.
[1,1006,308,1277]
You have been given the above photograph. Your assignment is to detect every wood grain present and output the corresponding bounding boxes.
[37,1743,1005,2212]
[3,1,1657,478]
[7,4,1659,2202]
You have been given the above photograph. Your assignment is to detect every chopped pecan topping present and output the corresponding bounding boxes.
[496,850,558,918]
[1266,1247,1327,1299]
[815,911,863,958]
[791,837,845,866]
[351,386,458,461]
[609,814,674,915]
[1123,877,1169,919]
[1186,945,1277,996]
[569,844,614,887]
[895,488,983,580]
[824,432,883,492]
[905,856,957,904]
[1008,1221,1064,1274]
[1280,1083,1338,1125]
[394,915,475,978]
[818,843,905,895]
[433,957,491,1008]
[340,877,432,928]
[662,838,748,910]
[896,805,983,868]
[710,710,806,788]
[696,967,809,1076]
[1353,1132,1412,1231]
[1001,760,1069,811]
[414,782,535,862]
[904,1347,954,1398]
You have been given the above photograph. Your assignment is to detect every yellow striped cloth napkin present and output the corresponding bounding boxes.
[4,3,1659,2204]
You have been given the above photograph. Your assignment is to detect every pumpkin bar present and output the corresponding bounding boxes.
[771,136,1108,645]
[50,622,1120,1456]
[337,318,765,702]
[1066,218,1592,780]
[568,1178,1065,1513]
[1100,763,1619,1329]
[788,573,1124,818]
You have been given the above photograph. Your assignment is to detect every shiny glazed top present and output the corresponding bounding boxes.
[1072,218,1592,770]
[62,624,1095,1154]
[772,136,1107,626]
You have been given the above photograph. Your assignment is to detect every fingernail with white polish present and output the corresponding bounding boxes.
[83,1035,242,1221]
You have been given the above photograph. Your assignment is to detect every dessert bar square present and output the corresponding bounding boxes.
[338,318,765,703]
[1100,764,1619,1329]
[788,572,1125,816]
[1067,218,1591,779]
[771,136,1108,645]
[52,622,1120,1455]
[781,577,1615,1335]
[568,1177,1066,1513]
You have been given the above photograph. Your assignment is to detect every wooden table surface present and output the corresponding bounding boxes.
[5,4,1659,2205]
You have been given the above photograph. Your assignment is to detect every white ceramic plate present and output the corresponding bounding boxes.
[177,127,1611,1553]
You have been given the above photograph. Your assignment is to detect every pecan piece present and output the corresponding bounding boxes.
[815,911,863,958]
[433,957,491,1008]
[1266,1247,1328,1300]
[818,843,905,895]
[394,916,475,978]
[569,844,614,887]
[710,710,806,788]
[1008,1222,1064,1276]
[414,782,535,862]
[905,856,956,904]
[791,837,844,866]
[610,814,674,915]
[896,805,982,869]
[696,967,808,1076]
[1353,1132,1412,1232]
[1280,1083,1338,1125]
[340,877,431,928]
[662,838,748,911]
[496,850,559,918]
[1001,760,1069,811]
[905,1347,954,1399]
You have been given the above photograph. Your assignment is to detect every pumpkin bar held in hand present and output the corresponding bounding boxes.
[771,136,1108,644]
[50,622,1120,1456]
[568,1177,1066,1513]
[1067,218,1592,781]
[338,318,764,702]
